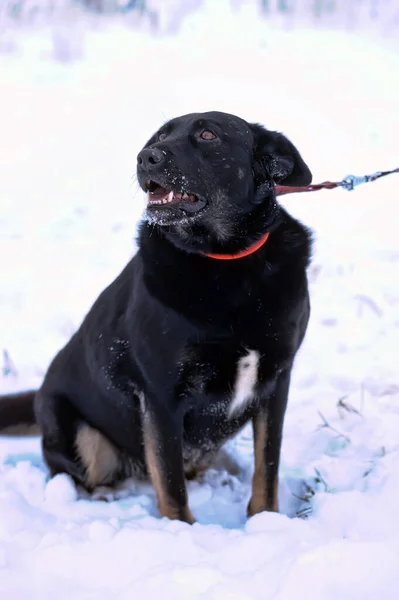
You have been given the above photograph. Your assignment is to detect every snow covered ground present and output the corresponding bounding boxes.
[1,5,399,598]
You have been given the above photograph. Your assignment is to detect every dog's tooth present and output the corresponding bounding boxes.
[162,198,168,204]
[182,192,188,200]
[167,191,174,203]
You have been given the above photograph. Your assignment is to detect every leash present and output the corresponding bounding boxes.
[275,167,399,196]
[203,166,398,260]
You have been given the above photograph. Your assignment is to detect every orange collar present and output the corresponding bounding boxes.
[203,231,270,260]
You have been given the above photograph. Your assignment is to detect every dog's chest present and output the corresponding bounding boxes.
[179,344,266,421]
[228,349,259,417]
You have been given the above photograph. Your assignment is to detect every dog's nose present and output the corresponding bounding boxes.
[137,147,165,170]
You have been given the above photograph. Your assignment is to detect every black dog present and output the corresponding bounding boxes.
[0,111,312,523]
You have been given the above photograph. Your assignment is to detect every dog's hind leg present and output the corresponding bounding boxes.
[35,390,87,485]
[35,391,123,491]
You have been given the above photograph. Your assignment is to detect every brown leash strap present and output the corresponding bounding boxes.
[275,167,399,197]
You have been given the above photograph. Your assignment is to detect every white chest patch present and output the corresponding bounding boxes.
[228,349,259,418]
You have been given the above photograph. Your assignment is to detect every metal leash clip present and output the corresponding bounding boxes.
[276,167,397,197]
[341,171,383,191]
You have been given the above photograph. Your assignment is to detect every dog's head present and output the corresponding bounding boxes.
[137,111,311,247]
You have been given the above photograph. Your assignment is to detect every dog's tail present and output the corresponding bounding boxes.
[0,391,36,431]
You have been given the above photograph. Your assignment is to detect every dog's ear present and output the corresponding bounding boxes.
[250,123,312,188]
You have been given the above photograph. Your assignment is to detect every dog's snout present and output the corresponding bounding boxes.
[137,147,165,170]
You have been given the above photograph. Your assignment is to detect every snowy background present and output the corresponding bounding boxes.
[1,1,399,598]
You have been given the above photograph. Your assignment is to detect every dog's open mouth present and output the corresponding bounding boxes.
[144,180,206,215]
[146,181,198,206]
[146,181,197,206]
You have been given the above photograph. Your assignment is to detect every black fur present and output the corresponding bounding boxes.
[0,111,312,523]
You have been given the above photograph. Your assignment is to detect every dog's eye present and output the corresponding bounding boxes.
[158,132,167,142]
[200,130,217,141]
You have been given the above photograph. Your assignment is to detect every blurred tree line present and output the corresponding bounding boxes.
[1,0,398,31]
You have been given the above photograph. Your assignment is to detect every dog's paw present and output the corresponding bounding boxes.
[78,481,134,503]
[90,486,132,502]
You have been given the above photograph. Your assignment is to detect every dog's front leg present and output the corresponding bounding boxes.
[141,401,194,524]
[247,369,291,517]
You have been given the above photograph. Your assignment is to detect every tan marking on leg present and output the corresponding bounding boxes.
[75,424,120,489]
[271,482,279,511]
[142,413,194,524]
[184,462,209,481]
[248,413,278,517]
[248,415,267,516]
